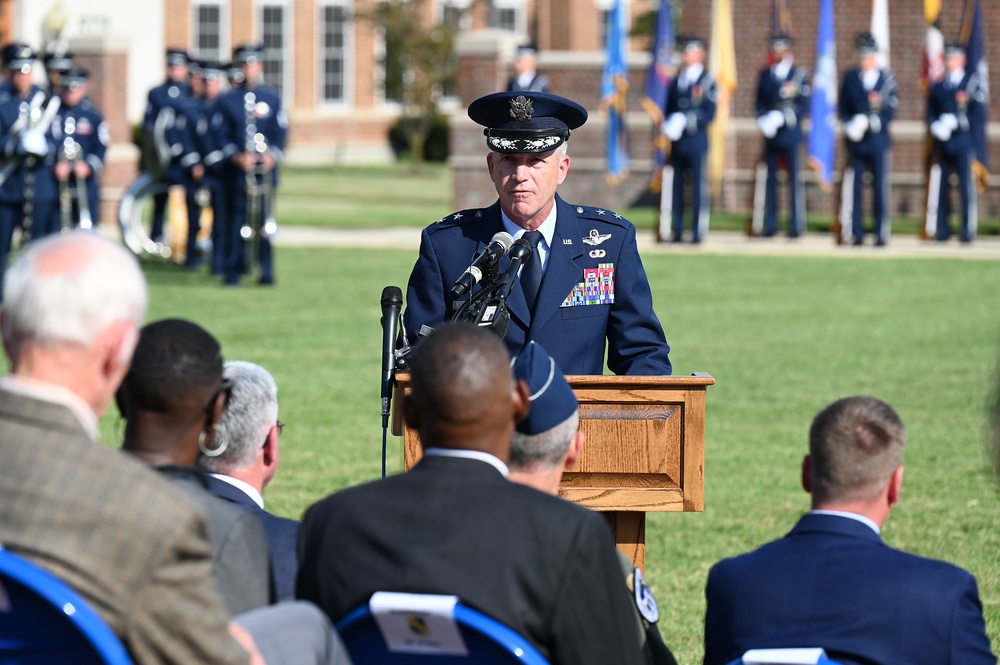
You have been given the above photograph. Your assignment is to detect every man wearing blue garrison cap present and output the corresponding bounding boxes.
[508,341,680,665]
[402,90,672,376]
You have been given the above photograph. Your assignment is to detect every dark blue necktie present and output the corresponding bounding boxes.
[520,230,544,313]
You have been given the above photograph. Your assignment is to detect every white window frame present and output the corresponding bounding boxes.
[489,0,524,33]
[258,0,293,98]
[191,0,229,63]
[318,0,354,108]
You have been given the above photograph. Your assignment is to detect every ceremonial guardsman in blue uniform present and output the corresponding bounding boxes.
[927,41,986,243]
[143,48,190,242]
[403,91,672,376]
[755,34,811,237]
[661,35,716,244]
[48,67,108,235]
[507,44,550,94]
[0,43,59,282]
[42,49,74,94]
[213,43,287,286]
[838,32,898,246]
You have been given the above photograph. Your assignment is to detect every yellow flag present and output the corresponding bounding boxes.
[708,0,737,197]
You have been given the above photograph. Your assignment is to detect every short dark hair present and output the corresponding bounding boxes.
[119,318,222,414]
[808,396,906,504]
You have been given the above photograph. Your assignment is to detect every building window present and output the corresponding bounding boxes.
[320,1,351,104]
[260,3,289,96]
[192,1,225,62]
[489,0,523,33]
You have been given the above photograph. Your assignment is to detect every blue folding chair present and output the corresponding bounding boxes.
[336,592,549,664]
[0,548,132,664]
[725,647,844,665]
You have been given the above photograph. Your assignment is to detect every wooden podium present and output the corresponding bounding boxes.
[393,373,714,570]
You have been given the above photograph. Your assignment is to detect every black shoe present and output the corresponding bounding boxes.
[258,276,275,286]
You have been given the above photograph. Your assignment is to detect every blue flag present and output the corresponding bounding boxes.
[807,0,836,190]
[602,0,630,185]
[961,0,989,179]
[642,0,674,125]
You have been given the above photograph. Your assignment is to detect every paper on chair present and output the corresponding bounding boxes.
[742,647,828,664]
[370,592,468,656]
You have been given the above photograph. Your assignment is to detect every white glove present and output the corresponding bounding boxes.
[20,129,49,157]
[662,113,687,142]
[939,113,959,132]
[757,115,776,139]
[845,114,869,142]
[767,109,786,129]
[930,120,952,142]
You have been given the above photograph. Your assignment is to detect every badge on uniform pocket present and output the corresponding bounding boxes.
[560,263,614,307]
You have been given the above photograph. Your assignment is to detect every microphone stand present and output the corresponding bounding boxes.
[452,238,532,339]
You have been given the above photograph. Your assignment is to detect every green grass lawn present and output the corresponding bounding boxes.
[106,241,1000,663]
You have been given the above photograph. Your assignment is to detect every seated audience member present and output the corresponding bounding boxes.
[297,322,644,665]
[507,341,679,665]
[703,396,995,665]
[198,360,300,602]
[118,318,271,615]
[0,233,351,665]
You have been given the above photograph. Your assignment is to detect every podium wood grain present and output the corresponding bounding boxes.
[393,373,714,570]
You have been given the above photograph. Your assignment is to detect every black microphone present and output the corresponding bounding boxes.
[495,237,533,300]
[449,231,514,300]
[380,286,403,427]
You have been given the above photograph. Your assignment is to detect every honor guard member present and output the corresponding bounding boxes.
[927,41,986,243]
[48,67,108,235]
[142,48,191,242]
[0,43,60,299]
[839,32,898,246]
[42,49,74,94]
[755,33,811,237]
[661,35,716,244]
[507,44,550,94]
[402,90,672,376]
[214,43,286,286]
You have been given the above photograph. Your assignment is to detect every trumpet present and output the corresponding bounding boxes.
[239,91,278,274]
[57,116,93,231]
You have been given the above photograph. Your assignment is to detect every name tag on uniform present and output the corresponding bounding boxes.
[560,263,614,307]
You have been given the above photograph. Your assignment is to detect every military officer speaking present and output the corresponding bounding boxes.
[661,35,717,244]
[838,32,898,246]
[754,33,811,238]
[403,90,672,376]
[926,41,986,243]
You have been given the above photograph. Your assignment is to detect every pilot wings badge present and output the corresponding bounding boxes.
[583,229,611,246]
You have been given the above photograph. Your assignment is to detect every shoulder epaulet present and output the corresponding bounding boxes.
[574,205,632,229]
[427,208,487,231]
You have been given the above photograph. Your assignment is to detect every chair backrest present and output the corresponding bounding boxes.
[726,647,845,665]
[0,548,133,665]
[336,592,549,664]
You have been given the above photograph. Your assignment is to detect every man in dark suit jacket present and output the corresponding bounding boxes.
[297,323,644,665]
[199,360,300,601]
[403,90,671,376]
[703,396,995,665]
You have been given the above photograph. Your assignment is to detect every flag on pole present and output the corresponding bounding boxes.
[642,0,674,193]
[807,0,837,190]
[602,0,630,186]
[870,0,890,69]
[921,0,945,239]
[708,0,737,196]
[960,0,990,187]
[768,0,792,65]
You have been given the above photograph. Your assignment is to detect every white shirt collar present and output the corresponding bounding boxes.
[207,473,265,509]
[501,204,558,271]
[861,68,880,91]
[684,63,704,86]
[422,448,509,478]
[773,56,793,81]
[948,68,965,86]
[811,509,881,535]
[0,374,99,441]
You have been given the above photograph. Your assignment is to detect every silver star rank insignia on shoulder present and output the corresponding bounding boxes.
[583,229,611,246]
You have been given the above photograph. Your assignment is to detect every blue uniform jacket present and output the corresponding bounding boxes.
[927,71,986,156]
[756,64,811,150]
[212,84,287,190]
[143,80,191,180]
[0,88,60,204]
[664,69,717,156]
[703,513,996,665]
[839,69,897,155]
[403,195,672,376]
[55,99,109,206]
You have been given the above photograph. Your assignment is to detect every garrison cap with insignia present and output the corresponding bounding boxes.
[769,33,793,52]
[3,43,36,72]
[43,49,73,73]
[677,34,706,52]
[166,48,189,66]
[234,43,266,65]
[512,341,577,436]
[944,41,966,57]
[60,66,89,91]
[469,90,587,154]
[855,31,878,56]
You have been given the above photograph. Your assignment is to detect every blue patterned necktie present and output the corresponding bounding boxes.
[520,230,544,313]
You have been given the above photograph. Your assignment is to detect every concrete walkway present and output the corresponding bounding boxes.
[272,225,1000,261]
